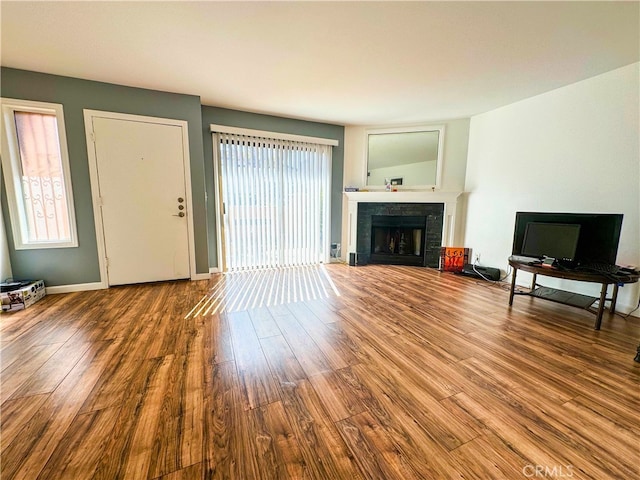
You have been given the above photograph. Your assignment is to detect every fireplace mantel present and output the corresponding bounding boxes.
[344,190,462,259]
[344,190,461,204]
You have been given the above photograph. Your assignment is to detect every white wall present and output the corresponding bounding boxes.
[464,63,640,313]
[341,118,470,257]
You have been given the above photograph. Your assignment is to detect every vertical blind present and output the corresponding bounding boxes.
[216,132,332,271]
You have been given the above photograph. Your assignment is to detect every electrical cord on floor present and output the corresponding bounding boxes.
[614,297,640,319]
[471,262,493,282]
[470,261,519,292]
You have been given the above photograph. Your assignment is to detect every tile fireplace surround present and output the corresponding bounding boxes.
[344,191,462,267]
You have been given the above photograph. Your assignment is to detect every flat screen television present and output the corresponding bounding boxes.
[512,212,623,265]
[521,222,581,262]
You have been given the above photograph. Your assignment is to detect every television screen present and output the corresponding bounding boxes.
[512,212,623,265]
[521,222,581,261]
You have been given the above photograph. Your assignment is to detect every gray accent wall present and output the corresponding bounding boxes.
[0,68,345,284]
[201,106,345,268]
[0,68,210,285]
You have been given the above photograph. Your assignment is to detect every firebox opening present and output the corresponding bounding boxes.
[370,215,427,266]
[356,203,444,268]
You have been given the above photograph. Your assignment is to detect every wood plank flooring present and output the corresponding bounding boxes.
[1,264,639,479]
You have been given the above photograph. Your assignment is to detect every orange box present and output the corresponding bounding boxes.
[439,247,469,272]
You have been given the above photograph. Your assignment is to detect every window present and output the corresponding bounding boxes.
[1,99,78,249]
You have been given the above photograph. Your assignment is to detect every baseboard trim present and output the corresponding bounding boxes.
[209,267,221,274]
[46,282,107,294]
[610,301,640,318]
[45,274,215,293]
[192,273,212,280]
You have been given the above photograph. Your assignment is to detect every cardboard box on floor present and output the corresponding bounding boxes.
[1,280,46,312]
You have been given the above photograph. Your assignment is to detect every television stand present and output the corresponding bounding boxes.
[508,259,638,330]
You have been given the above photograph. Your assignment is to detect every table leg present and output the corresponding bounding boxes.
[594,283,608,330]
[635,344,640,363]
[531,273,537,290]
[509,268,517,306]
[610,283,619,314]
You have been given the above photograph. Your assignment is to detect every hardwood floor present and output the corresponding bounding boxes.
[1,264,639,479]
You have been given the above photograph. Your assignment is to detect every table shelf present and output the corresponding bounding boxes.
[529,286,597,309]
[508,260,638,330]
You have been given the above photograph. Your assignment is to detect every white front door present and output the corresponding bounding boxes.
[89,115,191,285]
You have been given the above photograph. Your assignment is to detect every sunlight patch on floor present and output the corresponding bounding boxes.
[185,264,340,317]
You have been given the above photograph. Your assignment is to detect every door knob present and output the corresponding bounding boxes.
[173,212,185,217]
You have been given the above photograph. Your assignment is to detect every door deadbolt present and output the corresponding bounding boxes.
[177,197,184,203]
[178,205,185,210]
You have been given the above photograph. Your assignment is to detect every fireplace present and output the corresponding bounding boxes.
[356,202,444,267]
[370,215,426,266]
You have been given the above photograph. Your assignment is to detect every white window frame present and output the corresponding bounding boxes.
[1,98,78,249]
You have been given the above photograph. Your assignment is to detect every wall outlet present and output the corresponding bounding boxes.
[474,253,481,264]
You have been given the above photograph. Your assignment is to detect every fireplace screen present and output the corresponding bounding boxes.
[357,204,444,268]
[370,215,427,266]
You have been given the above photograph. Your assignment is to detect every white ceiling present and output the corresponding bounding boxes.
[2,1,638,126]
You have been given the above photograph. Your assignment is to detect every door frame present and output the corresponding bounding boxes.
[211,133,227,273]
[83,109,198,287]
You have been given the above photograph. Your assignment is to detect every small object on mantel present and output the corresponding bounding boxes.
[344,186,360,192]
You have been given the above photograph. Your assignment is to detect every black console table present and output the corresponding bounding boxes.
[508,260,639,330]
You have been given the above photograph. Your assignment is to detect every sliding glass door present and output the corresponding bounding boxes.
[214,132,332,272]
